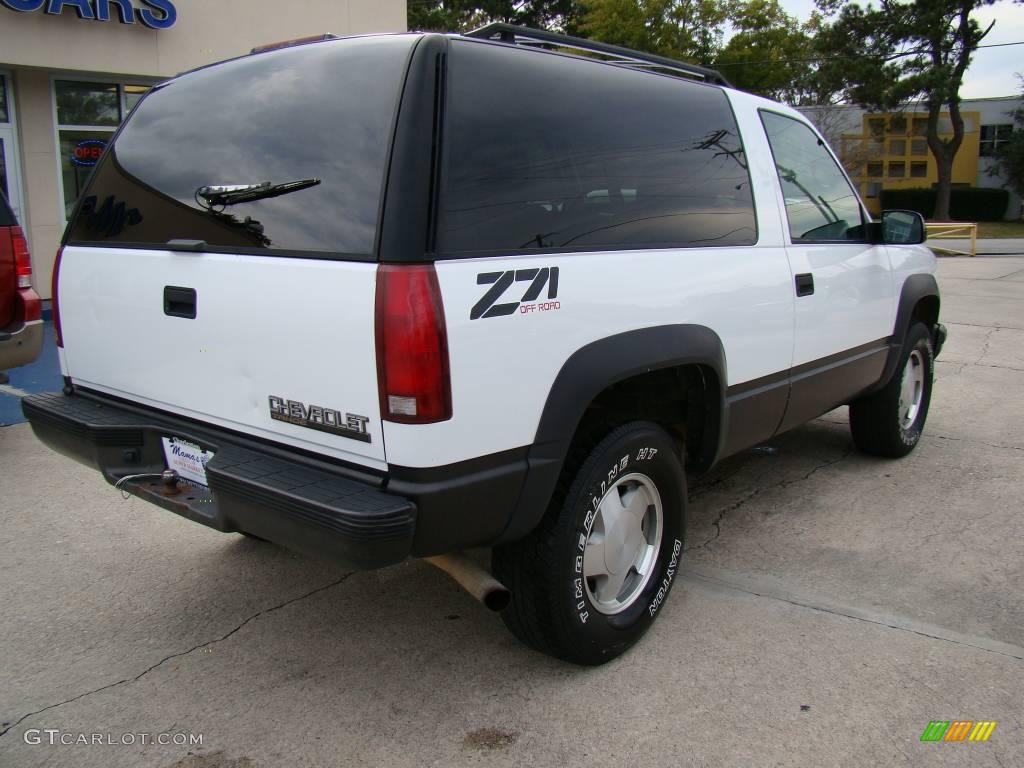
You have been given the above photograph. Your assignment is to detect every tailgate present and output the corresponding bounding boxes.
[55,35,420,469]
[59,246,384,465]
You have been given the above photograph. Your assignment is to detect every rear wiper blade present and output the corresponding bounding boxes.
[195,178,321,208]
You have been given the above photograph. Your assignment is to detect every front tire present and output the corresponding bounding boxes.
[849,322,934,458]
[493,421,686,665]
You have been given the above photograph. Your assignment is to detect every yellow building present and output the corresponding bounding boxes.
[839,111,981,215]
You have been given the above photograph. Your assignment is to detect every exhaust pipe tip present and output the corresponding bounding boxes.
[482,586,511,612]
[425,553,511,612]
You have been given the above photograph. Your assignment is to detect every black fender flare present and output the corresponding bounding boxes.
[871,273,941,393]
[496,324,728,544]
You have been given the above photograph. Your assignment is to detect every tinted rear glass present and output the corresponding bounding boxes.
[0,192,14,227]
[438,40,756,255]
[66,36,417,257]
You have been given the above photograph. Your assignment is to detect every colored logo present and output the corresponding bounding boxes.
[920,721,997,742]
[0,1,177,30]
[470,267,560,320]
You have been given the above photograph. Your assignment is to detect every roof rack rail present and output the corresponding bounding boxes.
[464,23,732,87]
[250,33,339,56]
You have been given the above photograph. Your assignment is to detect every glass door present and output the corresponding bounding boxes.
[0,72,25,223]
[0,132,25,223]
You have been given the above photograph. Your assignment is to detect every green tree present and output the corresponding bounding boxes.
[714,1,827,104]
[408,1,580,33]
[579,0,731,63]
[989,77,1024,205]
[815,0,1002,220]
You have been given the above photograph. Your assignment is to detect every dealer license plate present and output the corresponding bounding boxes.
[161,436,215,487]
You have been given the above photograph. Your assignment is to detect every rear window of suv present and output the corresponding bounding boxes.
[437,40,757,255]
[66,35,417,258]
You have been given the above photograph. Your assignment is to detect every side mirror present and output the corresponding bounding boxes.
[881,209,926,245]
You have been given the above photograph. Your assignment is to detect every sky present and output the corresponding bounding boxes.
[779,0,1024,98]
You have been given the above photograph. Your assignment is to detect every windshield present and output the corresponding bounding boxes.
[65,35,417,257]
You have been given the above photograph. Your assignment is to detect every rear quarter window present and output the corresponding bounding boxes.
[66,35,417,258]
[0,192,15,227]
[437,40,757,255]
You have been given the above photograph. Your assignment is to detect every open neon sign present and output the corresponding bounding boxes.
[71,139,107,167]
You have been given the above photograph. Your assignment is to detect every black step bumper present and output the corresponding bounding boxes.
[22,391,416,570]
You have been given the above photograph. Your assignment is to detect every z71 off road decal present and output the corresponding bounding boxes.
[268,396,370,443]
[471,267,560,320]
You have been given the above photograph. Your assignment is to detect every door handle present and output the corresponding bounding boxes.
[795,273,815,297]
[166,239,208,252]
[164,286,197,319]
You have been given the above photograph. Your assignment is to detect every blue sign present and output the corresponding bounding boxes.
[70,139,107,167]
[0,0,177,30]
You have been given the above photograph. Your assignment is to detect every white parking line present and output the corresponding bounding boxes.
[0,383,31,398]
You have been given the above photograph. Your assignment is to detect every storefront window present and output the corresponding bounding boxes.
[55,80,151,218]
[56,81,120,126]
[124,84,150,114]
[59,130,114,218]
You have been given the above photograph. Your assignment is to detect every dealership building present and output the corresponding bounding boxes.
[0,0,406,299]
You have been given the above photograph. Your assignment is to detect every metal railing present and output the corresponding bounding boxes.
[925,222,977,257]
[464,23,732,86]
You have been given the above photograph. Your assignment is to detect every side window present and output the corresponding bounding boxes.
[437,40,757,254]
[760,111,865,242]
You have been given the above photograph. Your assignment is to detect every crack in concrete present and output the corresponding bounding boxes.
[974,328,997,367]
[757,592,1024,662]
[690,463,749,494]
[946,321,1024,332]
[935,360,969,379]
[972,362,1024,374]
[882,732,912,764]
[930,433,1024,453]
[918,507,1002,543]
[0,574,354,738]
[686,446,853,552]
[684,570,1024,663]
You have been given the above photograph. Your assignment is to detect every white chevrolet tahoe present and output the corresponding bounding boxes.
[23,25,946,665]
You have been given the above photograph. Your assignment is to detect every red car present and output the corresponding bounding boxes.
[0,191,41,380]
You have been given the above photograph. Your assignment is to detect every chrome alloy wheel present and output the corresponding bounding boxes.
[582,472,664,615]
[899,349,925,429]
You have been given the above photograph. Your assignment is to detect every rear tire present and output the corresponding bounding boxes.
[849,322,934,458]
[493,421,686,665]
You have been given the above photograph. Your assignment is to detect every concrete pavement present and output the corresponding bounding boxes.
[1,257,1023,767]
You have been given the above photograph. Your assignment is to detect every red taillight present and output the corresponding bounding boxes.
[375,264,452,424]
[11,226,31,288]
[52,245,64,347]
[9,226,40,322]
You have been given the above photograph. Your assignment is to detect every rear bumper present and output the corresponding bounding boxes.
[22,391,416,570]
[0,319,43,371]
